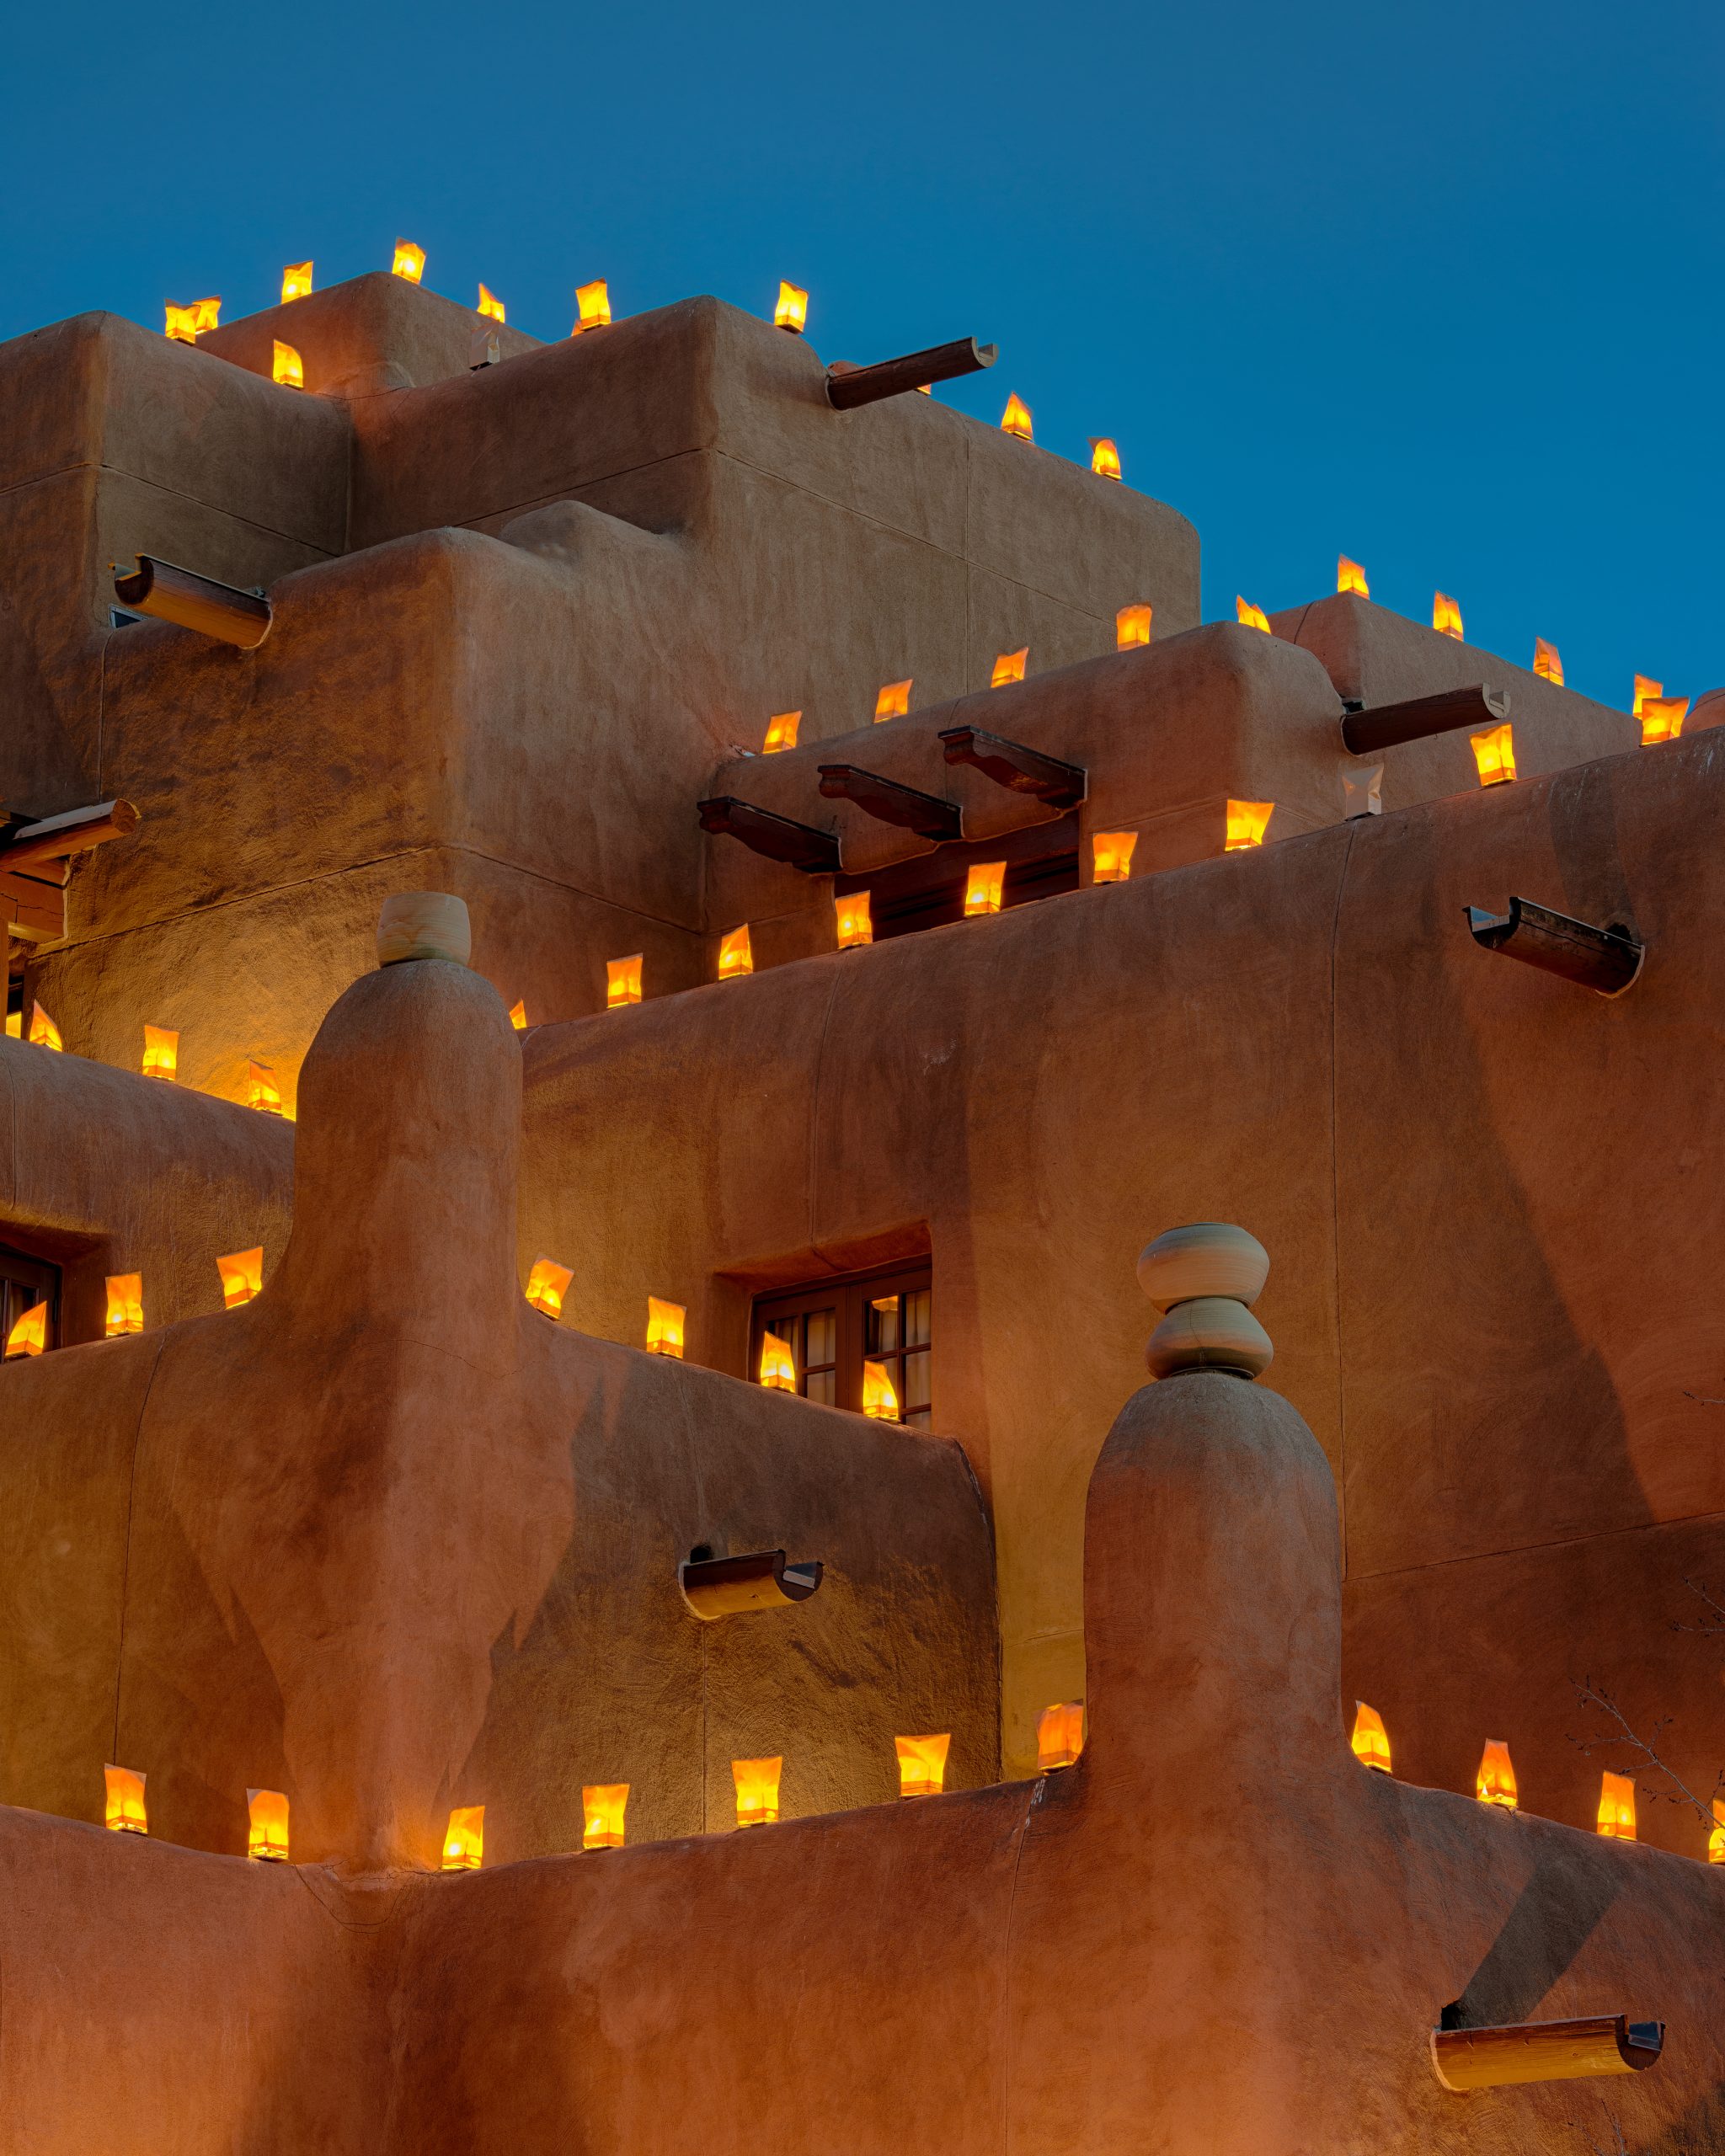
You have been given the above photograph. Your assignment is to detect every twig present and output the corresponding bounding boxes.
[1570,1678,1722,1828]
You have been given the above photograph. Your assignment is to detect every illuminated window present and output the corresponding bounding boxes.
[751,1264,932,1428]
[1,1244,58,1355]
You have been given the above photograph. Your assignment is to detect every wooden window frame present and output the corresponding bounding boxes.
[751,1262,932,1428]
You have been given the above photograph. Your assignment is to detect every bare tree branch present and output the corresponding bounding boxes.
[1569,1677,1722,1829]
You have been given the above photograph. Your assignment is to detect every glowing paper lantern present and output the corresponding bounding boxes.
[1116,603,1152,649]
[509,1000,527,1030]
[1088,437,1121,480]
[1533,637,1563,685]
[104,1273,143,1338]
[442,1804,483,1870]
[874,680,911,722]
[164,302,200,344]
[991,648,1028,688]
[1092,832,1137,885]
[574,280,611,333]
[1000,393,1033,441]
[272,341,304,389]
[1036,1700,1085,1771]
[895,1732,950,1798]
[606,955,643,1008]
[1225,800,1274,851]
[142,1024,179,1080]
[763,710,801,753]
[718,925,753,979]
[645,1296,685,1358]
[1349,1702,1392,1774]
[1337,555,1370,597]
[583,1784,628,1849]
[246,1059,284,1113]
[862,1358,899,1420]
[1597,1771,1636,1840]
[1235,597,1270,632]
[1640,695,1689,745]
[1711,1799,1725,1864]
[760,1330,796,1390]
[392,240,425,284]
[1433,591,1464,640]
[774,282,809,333]
[964,862,1007,916]
[4,1299,47,1359]
[1477,1740,1517,1809]
[28,1003,61,1050]
[1470,723,1516,787]
[478,284,505,324]
[281,262,313,302]
[1632,675,1663,719]
[733,1755,782,1826]
[247,1788,290,1860]
[104,1764,147,1833]
[525,1257,573,1321]
[836,893,873,948]
[216,1247,264,1309]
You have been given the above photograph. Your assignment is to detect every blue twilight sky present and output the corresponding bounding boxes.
[3,0,1720,705]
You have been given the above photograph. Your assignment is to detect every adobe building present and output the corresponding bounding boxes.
[3,261,1724,2148]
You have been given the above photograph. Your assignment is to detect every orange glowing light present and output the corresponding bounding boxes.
[836,892,873,949]
[1597,1770,1636,1840]
[525,1257,573,1320]
[1470,723,1517,787]
[392,239,425,283]
[1036,1700,1086,1771]
[582,1784,628,1850]
[28,1003,61,1051]
[3,1013,14,1038]
[1116,602,1153,649]
[1433,591,1464,640]
[142,1024,179,1080]
[271,341,304,389]
[718,924,754,979]
[441,1804,483,1870]
[964,862,1007,916]
[478,284,505,324]
[774,282,809,334]
[191,297,221,333]
[1476,1740,1518,1810]
[991,648,1028,689]
[646,1296,685,1358]
[1236,596,1270,632]
[1225,800,1274,851]
[874,680,911,722]
[1711,1798,1725,1865]
[104,1764,148,1834]
[760,1330,796,1390]
[763,710,801,753]
[1349,1702,1392,1774]
[246,1059,284,1113]
[862,1358,899,1420]
[1640,694,1690,746]
[281,262,313,303]
[606,955,643,1008]
[1337,555,1370,598]
[1533,637,1563,685]
[216,1247,264,1310]
[104,1273,143,1338]
[895,1732,951,1798]
[1089,437,1121,480]
[4,1300,46,1359]
[1001,393,1033,441]
[509,1000,527,1030]
[247,1788,290,1861]
[733,1755,782,1827]
[164,302,200,344]
[1092,831,1137,884]
[574,279,611,333]
[1632,675,1664,719]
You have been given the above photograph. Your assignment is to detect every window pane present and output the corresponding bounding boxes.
[902,1347,931,1412]
[867,1294,900,1354]
[805,1369,836,1406]
[804,1308,836,1368]
[904,1289,931,1348]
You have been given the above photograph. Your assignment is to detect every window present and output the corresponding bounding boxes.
[1,1243,60,1353]
[752,1263,932,1428]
